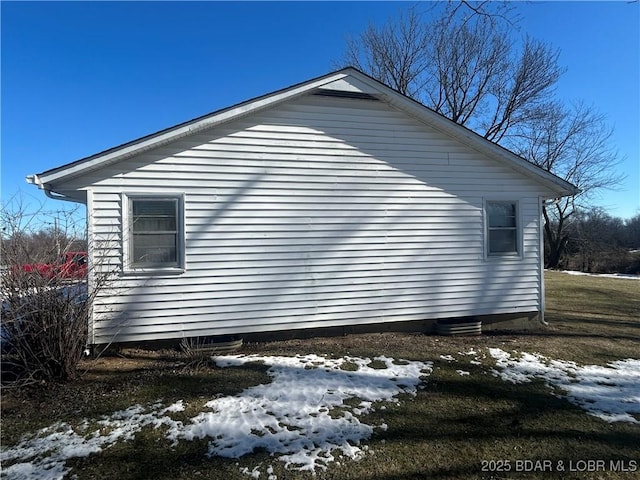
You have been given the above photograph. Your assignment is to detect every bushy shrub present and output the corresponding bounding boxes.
[1,269,89,383]
[1,195,93,385]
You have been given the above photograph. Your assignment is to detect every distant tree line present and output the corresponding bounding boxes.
[547,210,640,274]
[1,195,86,267]
[1,228,87,267]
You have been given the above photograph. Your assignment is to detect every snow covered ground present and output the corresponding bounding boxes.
[1,350,638,480]
[490,348,640,423]
[170,354,430,474]
[0,354,431,480]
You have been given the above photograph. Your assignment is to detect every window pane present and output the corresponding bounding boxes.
[133,200,176,217]
[132,199,177,232]
[489,230,517,254]
[132,233,177,264]
[133,216,176,232]
[488,202,516,227]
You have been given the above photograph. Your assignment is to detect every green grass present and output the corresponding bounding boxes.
[1,271,638,479]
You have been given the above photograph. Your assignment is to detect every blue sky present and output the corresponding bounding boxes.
[2,1,639,222]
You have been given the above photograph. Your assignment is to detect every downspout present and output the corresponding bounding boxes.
[26,174,79,203]
[539,196,549,326]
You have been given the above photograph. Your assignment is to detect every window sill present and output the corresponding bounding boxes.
[486,253,522,261]
[123,267,185,276]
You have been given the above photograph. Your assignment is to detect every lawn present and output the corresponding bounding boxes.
[1,271,638,479]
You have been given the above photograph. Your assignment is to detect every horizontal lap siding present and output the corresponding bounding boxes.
[88,94,542,344]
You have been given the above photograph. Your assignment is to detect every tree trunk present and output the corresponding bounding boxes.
[543,204,568,269]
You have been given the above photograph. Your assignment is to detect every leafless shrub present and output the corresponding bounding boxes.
[179,336,212,364]
[179,336,243,370]
[1,273,89,383]
[1,194,107,385]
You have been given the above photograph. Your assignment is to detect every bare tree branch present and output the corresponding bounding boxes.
[343,2,562,141]
[455,0,518,26]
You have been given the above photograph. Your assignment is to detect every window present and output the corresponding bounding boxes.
[127,195,183,269]
[486,201,519,256]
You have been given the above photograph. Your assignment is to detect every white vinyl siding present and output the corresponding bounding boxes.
[81,93,546,344]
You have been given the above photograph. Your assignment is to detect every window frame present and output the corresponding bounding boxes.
[123,193,185,274]
[484,199,521,258]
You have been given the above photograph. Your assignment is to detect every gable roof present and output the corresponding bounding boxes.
[27,67,578,199]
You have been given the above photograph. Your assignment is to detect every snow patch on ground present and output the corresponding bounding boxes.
[439,354,456,362]
[0,401,185,480]
[169,354,431,473]
[559,270,640,280]
[458,349,478,356]
[489,348,640,423]
[440,350,486,371]
[0,355,431,480]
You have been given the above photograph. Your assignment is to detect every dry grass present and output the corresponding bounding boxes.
[1,271,638,479]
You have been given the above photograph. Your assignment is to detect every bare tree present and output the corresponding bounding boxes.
[345,7,431,99]
[343,3,563,142]
[343,2,622,267]
[508,101,623,267]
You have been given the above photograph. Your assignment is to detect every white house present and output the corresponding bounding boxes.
[27,68,577,346]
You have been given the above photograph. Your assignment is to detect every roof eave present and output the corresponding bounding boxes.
[33,70,356,186]
[30,66,578,199]
[26,174,86,204]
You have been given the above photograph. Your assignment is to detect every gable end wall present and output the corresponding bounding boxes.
[85,94,545,344]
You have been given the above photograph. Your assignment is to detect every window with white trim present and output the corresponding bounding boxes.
[486,201,519,256]
[127,195,183,269]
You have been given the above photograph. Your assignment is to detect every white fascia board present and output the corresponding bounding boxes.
[36,71,352,186]
[26,174,40,187]
[33,67,577,198]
